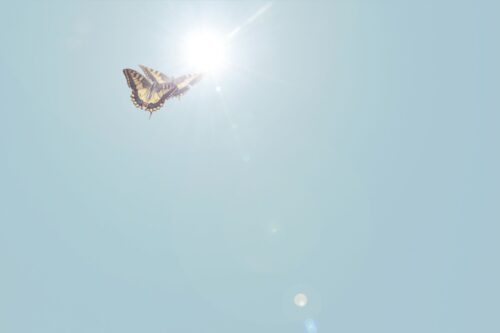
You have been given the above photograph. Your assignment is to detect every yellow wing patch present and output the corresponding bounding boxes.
[123,69,150,90]
[139,65,171,85]
[175,73,204,89]
[171,73,204,98]
[123,68,172,112]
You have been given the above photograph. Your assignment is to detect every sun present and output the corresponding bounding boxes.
[182,30,228,73]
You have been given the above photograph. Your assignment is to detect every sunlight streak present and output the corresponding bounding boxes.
[228,2,273,41]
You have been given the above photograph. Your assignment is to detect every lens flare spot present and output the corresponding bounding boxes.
[294,293,308,307]
[304,319,318,333]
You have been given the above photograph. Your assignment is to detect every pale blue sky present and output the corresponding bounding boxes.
[1,1,499,332]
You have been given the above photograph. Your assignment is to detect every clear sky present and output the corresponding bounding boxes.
[1,1,499,332]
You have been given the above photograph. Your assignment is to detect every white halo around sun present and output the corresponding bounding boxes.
[182,30,229,73]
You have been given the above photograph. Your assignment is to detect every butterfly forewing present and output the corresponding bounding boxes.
[171,73,204,98]
[123,69,151,90]
[139,65,171,85]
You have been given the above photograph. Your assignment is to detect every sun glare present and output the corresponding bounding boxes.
[183,30,228,73]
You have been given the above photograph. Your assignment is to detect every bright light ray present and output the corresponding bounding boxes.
[195,3,274,161]
[223,2,297,91]
[182,30,228,73]
[227,2,273,41]
[167,2,276,161]
[175,2,273,75]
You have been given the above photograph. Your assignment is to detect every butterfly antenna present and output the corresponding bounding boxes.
[149,111,153,120]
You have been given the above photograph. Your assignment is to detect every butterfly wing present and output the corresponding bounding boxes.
[139,65,171,85]
[171,73,204,98]
[123,68,173,112]
[123,67,203,113]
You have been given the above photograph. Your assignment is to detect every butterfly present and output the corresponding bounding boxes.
[123,65,203,116]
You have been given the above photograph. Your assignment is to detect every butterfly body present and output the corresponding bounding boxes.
[123,65,203,115]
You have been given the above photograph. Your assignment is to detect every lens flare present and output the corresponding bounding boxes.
[183,30,228,72]
[304,319,318,333]
[294,293,308,307]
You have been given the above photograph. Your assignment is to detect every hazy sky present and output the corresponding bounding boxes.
[1,1,499,332]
